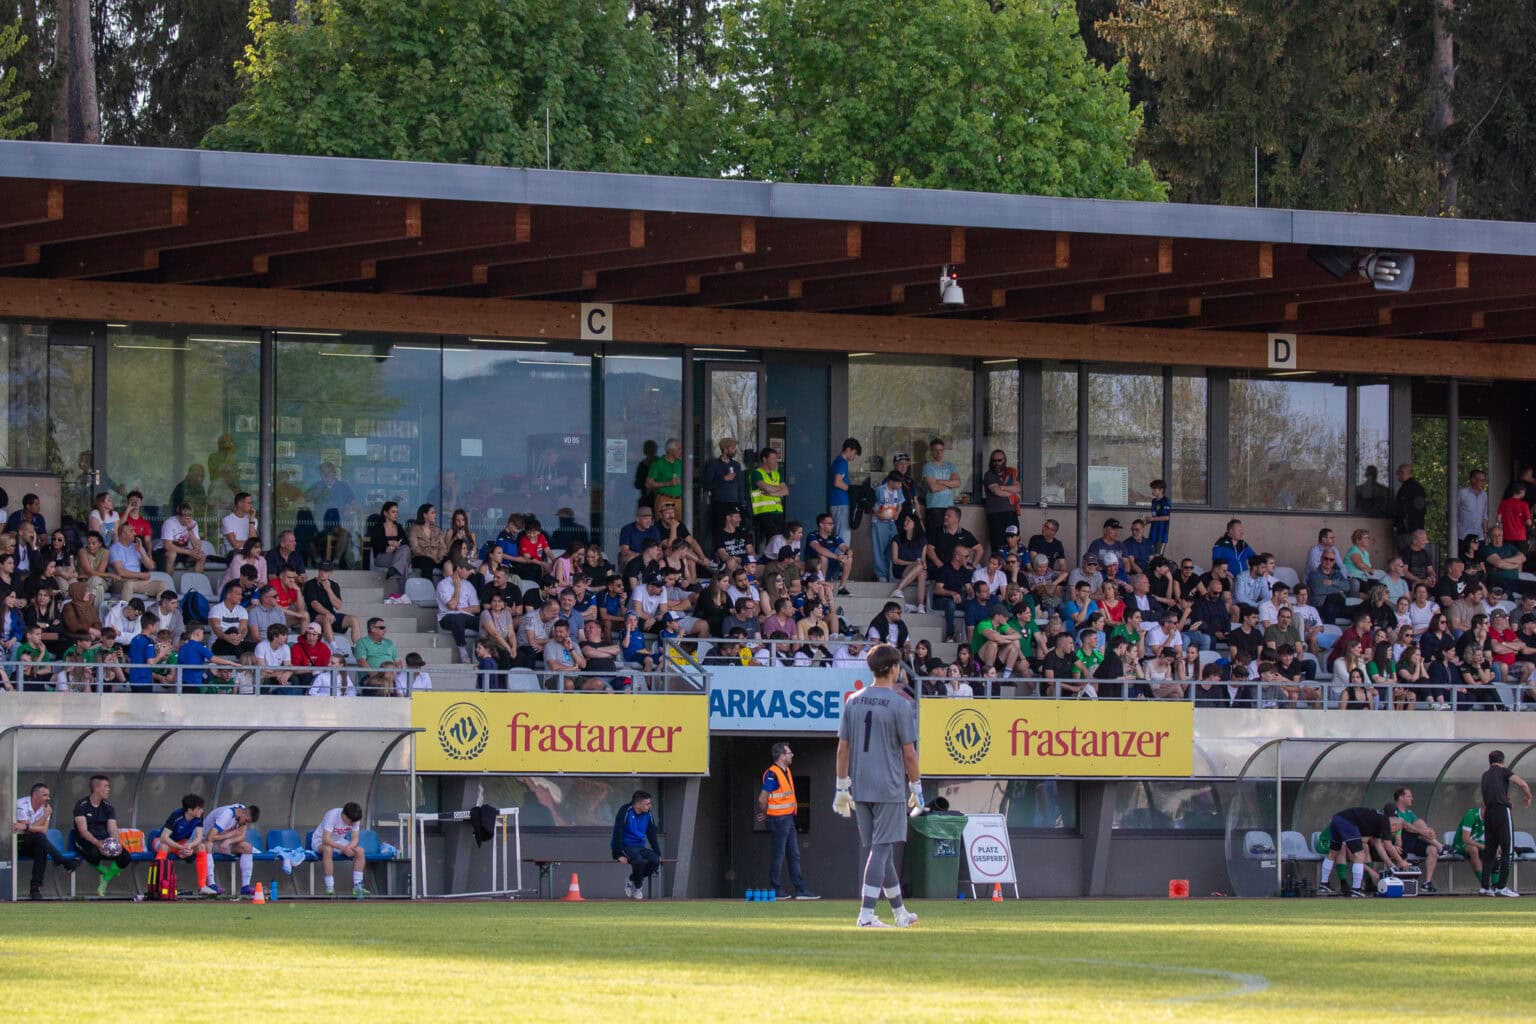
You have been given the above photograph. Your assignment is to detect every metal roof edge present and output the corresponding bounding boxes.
[2,140,1534,256]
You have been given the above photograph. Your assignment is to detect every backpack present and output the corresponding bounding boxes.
[180,589,210,625]
[146,853,178,901]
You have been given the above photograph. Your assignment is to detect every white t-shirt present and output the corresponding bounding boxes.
[205,804,244,841]
[436,576,477,618]
[726,583,761,605]
[221,512,253,554]
[311,806,356,850]
[158,516,200,552]
[393,670,432,696]
[307,670,357,698]
[1292,603,1323,633]
[15,796,48,828]
[764,534,799,561]
[1145,624,1184,653]
[104,605,143,646]
[971,567,1006,592]
[253,640,290,668]
[631,587,667,617]
[1407,600,1436,634]
[211,600,249,639]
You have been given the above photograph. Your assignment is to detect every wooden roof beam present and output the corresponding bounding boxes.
[0,184,188,266]
[0,181,64,229]
[477,214,755,299]
[376,208,644,293]
[267,201,531,289]
[794,278,906,313]
[598,221,862,304]
[155,196,420,284]
[41,191,309,279]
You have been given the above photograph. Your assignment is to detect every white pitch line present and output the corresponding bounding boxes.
[718,947,1269,1004]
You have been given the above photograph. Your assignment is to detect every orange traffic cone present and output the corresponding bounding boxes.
[991,883,1003,902]
[252,883,266,904]
[562,873,585,902]
[1168,879,1190,899]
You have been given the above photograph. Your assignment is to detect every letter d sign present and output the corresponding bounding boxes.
[1267,333,1296,370]
[580,303,612,342]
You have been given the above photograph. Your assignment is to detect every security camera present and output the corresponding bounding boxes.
[939,265,965,307]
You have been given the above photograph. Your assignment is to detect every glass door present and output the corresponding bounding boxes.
[47,326,107,524]
[698,362,764,538]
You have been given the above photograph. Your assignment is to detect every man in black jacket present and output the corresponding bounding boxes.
[1393,463,1427,552]
[865,602,909,651]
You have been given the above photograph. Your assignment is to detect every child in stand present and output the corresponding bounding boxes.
[308,652,357,697]
[1148,478,1172,555]
[394,651,432,696]
[474,639,502,691]
[16,623,58,691]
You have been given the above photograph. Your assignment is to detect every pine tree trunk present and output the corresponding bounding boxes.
[1429,0,1456,214]
[51,0,99,143]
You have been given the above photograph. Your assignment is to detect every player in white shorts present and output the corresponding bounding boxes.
[834,643,922,928]
[312,800,369,898]
[203,802,260,896]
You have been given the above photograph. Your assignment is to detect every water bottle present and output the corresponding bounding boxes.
[269,879,279,903]
[767,889,776,902]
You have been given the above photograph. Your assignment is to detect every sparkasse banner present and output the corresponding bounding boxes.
[919,700,1193,777]
[413,692,709,774]
[707,665,863,732]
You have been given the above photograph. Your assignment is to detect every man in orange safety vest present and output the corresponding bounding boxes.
[756,742,819,899]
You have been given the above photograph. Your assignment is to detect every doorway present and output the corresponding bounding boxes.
[47,325,106,523]
[695,359,831,541]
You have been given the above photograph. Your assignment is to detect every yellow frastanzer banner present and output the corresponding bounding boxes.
[413,692,710,774]
[919,700,1193,777]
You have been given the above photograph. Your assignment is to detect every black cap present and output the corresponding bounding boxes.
[643,569,664,585]
[317,560,335,571]
[724,503,744,516]
[1104,518,1122,529]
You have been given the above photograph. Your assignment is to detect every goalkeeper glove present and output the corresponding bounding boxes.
[832,777,854,817]
[908,781,925,816]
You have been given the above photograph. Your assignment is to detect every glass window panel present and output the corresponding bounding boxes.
[982,362,1020,471]
[442,345,593,546]
[1040,363,1078,503]
[849,355,975,495]
[1087,367,1162,505]
[0,321,51,472]
[708,367,759,454]
[1227,374,1348,511]
[106,326,262,535]
[273,335,441,565]
[1171,370,1208,504]
[932,779,1078,830]
[1354,382,1391,514]
[1113,779,1229,830]
[603,352,682,555]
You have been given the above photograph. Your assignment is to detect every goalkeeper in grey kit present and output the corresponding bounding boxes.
[834,643,922,928]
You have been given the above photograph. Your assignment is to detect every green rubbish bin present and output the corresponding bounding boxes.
[906,813,968,898]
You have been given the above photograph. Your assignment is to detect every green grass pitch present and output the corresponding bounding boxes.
[3,898,1531,1021]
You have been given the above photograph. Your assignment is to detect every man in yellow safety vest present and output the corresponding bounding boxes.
[756,742,819,899]
[751,448,789,547]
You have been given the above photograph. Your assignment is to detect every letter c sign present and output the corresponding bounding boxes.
[1267,333,1297,370]
[580,303,612,341]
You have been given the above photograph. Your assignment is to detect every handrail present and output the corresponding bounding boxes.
[3,656,1523,709]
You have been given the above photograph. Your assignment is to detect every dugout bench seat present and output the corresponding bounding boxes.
[526,857,676,900]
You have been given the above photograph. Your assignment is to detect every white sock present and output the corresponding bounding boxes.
[352,870,363,887]
[1350,863,1364,889]
[1319,860,1331,885]
[240,853,253,886]
[324,874,335,892]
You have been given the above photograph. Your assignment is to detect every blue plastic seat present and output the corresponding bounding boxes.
[46,828,79,863]
[132,828,162,861]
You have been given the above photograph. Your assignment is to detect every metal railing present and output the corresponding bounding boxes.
[1,656,707,696]
[5,649,1523,711]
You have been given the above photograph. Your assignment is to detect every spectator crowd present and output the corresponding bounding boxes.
[3,451,1533,709]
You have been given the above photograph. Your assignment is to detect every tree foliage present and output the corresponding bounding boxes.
[1098,0,1439,214]
[721,0,1164,199]
[0,20,35,138]
[205,0,710,176]
[1452,1,1536,221]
